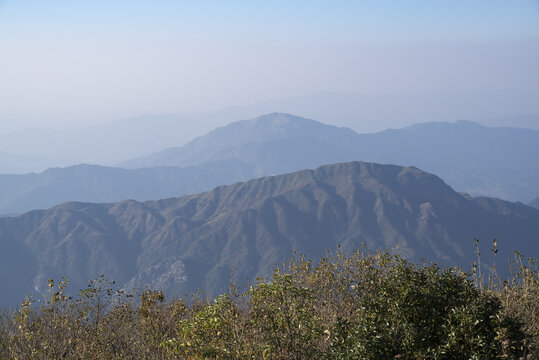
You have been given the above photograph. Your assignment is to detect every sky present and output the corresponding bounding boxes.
[1,0,539,129]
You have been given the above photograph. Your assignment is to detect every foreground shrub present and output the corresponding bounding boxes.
[162,294,247,359]
[326,260,525,359]
[248,270,324,359]
[493,253,539,359]
[0,249,535,359]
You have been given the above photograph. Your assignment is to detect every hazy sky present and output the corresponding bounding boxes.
[1,0,539,129]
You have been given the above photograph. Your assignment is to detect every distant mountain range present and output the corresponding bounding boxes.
[1,161,538,306]
[122,113,539,202]
[2,90,538,173]
[1,113,538,216]
[0,151,73,174]
[0,161,254,215]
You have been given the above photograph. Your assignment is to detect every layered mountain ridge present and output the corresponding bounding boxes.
[1,161,538,306]
[121,114,539,202]
[2,113,539,216]
[0,161,254,215]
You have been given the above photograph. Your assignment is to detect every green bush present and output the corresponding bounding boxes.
[162,294,246,359]
[0,248,535,359]
[248,270,324,359]
[493,253,539,359]
[326,259,525,359]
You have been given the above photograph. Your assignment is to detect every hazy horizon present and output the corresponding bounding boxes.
[1,1,539,132]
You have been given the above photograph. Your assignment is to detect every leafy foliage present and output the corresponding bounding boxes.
[0,249,536,359]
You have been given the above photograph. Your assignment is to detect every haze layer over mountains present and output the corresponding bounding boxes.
[2,90,538,174]
[1,113,538,216]
[121,113,539,203]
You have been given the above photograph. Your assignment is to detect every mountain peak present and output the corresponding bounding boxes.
[2,160,538,306]
[216,112,353,139]
[119,113,356,169]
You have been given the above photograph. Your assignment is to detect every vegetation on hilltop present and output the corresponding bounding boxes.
[0,247,537,359]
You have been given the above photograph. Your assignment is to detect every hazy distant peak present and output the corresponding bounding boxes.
[402,120,484,132]
[398,119,539,138]
[209,112,354,141]
[454,120,485,127]
[119,113,357,169]
[251,112,328,127]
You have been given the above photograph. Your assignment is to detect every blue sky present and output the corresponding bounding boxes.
[3,1,538,42]
[1,0,538,127]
